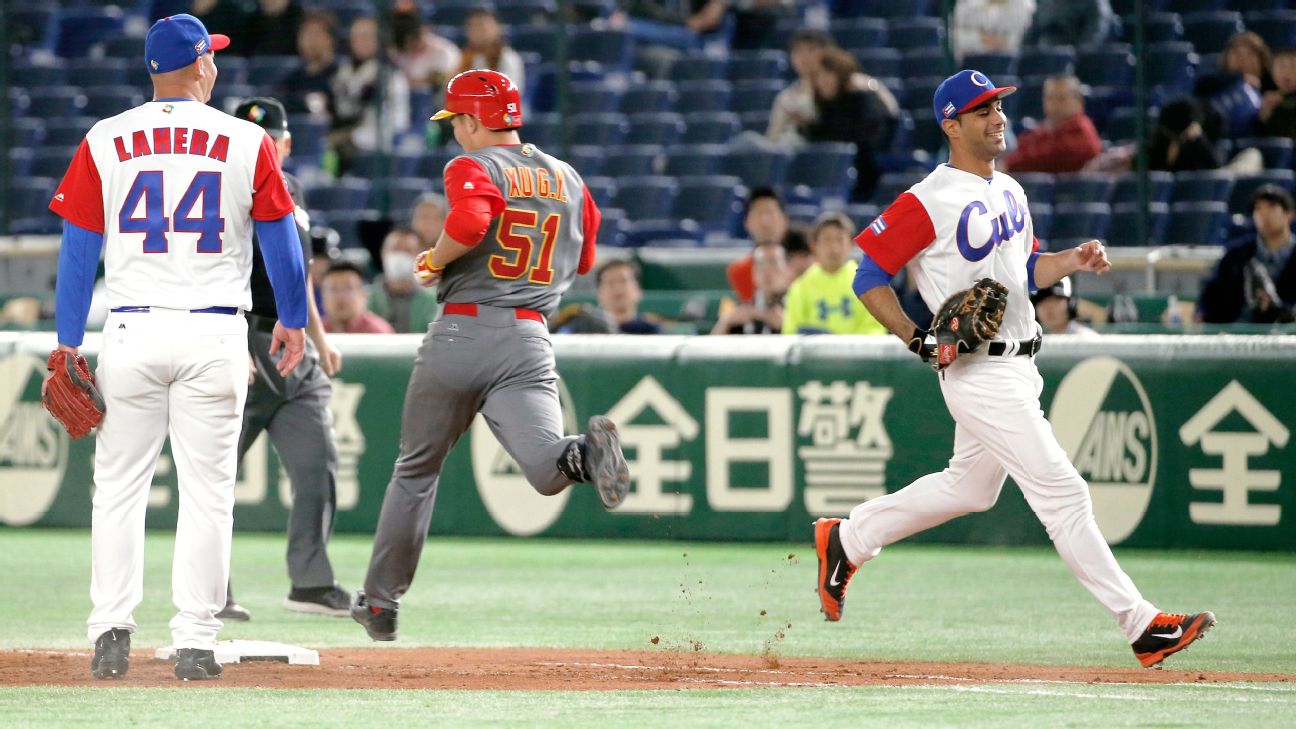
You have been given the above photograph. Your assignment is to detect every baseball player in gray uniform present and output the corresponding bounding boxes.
[219,97,352,621]
[351,70,630,641]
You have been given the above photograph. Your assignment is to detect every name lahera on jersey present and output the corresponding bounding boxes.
[502,165,568,203]
[112,127,232,163]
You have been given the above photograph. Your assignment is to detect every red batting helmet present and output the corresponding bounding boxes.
[431,69,523,130]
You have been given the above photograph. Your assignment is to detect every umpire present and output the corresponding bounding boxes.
[219,97,352,620]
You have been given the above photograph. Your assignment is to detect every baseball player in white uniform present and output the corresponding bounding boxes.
[48,14,308,681]
[814,70,1215,668]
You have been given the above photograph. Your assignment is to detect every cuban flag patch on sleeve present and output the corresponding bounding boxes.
[869,215,887,236]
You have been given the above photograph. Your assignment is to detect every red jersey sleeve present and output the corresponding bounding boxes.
[252,133,296,221]
[444,157,506,213]
[577,184,601,275]
[49,140,104,233]
[854,192,936,275]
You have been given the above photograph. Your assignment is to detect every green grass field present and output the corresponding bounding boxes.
[1,528,1293,727]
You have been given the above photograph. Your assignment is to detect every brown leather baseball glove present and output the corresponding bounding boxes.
[930,278,1009,371]
[42,350,105,439]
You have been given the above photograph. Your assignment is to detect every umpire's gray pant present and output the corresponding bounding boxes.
[364,304,578,608]
[238,321,339,589]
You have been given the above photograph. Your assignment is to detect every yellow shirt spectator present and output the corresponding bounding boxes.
[782,259,886,334]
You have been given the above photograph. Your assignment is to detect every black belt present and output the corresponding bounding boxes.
[246,313,279,333]
[111,305,238,315]
[986,336,1042,357]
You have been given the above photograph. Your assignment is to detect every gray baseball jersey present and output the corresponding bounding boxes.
[435,143,597,317]
[360,142,603,610]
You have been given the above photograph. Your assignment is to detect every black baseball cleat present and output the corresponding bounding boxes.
[814,518,858,622]
[351,590,398,641]
[584,416,631,509]
[216,600,251,621]
[1132,611,1216,668]
[284,583,353,617]
[91,628,130,679]
[174,648,222,680]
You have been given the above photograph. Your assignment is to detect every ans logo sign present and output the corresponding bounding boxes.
[0,354,69,526]
[1049,357,1157,544]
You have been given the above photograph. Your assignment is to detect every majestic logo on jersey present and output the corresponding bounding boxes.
[956,190,1028,262]
[868,216,887,236]
[54,193,65,202]
[1050,357,1158,545]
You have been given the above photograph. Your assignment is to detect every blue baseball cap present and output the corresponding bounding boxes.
[932,69,1017,124]
[145,14,230,75]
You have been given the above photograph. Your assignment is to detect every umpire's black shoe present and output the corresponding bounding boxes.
[584,416,631,509]
[216,600,251,621]
[174,648,222,680]
[285,583,353,617]
[91,628,130,680]
[351,590,397,641]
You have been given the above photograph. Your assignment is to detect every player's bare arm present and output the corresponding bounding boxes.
[1033,239,1111,289]
[858,285,918,341]
[305,277,342,376]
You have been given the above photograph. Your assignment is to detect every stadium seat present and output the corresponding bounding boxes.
[624,219,703,247]
[1076,44,1135,88]
[285,115,328,163]
[1030,202,1053,241]
[1054,174,1116,206]
[853,48,902,79]
[8,178,59,220]
[83,89,145,119]
[568,80,622,114]
[12,61,66,89]
[1133,12,1185,43]
[1164,201,1228,245]
[603,146,662,179]
[369,178,433,216]
[835,0,935,19]
[494,0,558,27]
[832,18,888,50]
[1167,0,1227,12]
[41,118,96,148]
[612,176,678,221]
[570,113,630,147]
[888,18,946,50]
[11,9,54,53]
[1108,202,1171,247]
[627,112,685,146]
[78,59,130,89]
[620,81,677,115]
[307,177,371,212]
[583,176,618,209]
[510,27,561,63]
[909,120,946,155]
[726,50,786,83]
[55,9,125,58]
[901,76,946,113]
[738,110,772,135]
[1014,173,1056,207]
[1143,42,1199,98]
[729,80,783,116]
[413,149,461,180]
[1102,106,1149,144]
[1235,137,1295,170]
[720,148,790,189]
[317,209,379,249]
[870,171,926,206]
[680,112,741,144]
[1232,0,1288,12]
[1113,171,1175,205]
[675,80,733,113]
[1019,47,1076,78]
[596,207,629,247]
[11,119,45,149]
[8,217,63,235]
[962,52,1018,77]
[667,53,728,82]
[663,144,728,177]
[21,87,86,119]
[1245,10,1296,50]
[1181,11,1244,54]
[1171,170,1235,205]
[566,146,606,177]
[523,112,562,148]
[246,56,300,87]
[1228,170,1296,214]
[1051,202,1112,242]
[673,176,745,232]
[571,28,634,71]
[901,48,949,80]
[786,143,858,200]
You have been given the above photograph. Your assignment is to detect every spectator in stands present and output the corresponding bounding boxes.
[321,261,396,334]
[1032,276,1097,336]
[782,212,886,335]
[409,192,447,249]
[1198,184,1296,324]
[597,260,663,334]
[390,3,461,93]
[1025,0,1113,49]
[1195,32,1274,141]
[369,227,439,334]
[243,0,304,57]
[1258,48,1296,139]
[952,0,1036,63]
[278,9,338,117]
[804,48,895,201]
[617,0,728,50]
[191,1,250,55]
[726,188,808,303]
[1147,98,1220,173]
[767,30,832,148]
[712,243,789,335]
[455,8,525,93]
[330,16,411,164]
[1000,75,1102,174]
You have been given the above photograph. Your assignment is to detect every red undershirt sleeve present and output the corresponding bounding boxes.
[577,184,601,275]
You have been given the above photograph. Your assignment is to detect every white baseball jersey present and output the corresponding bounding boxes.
[856,163,1040,341]
[50,100,296,310]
